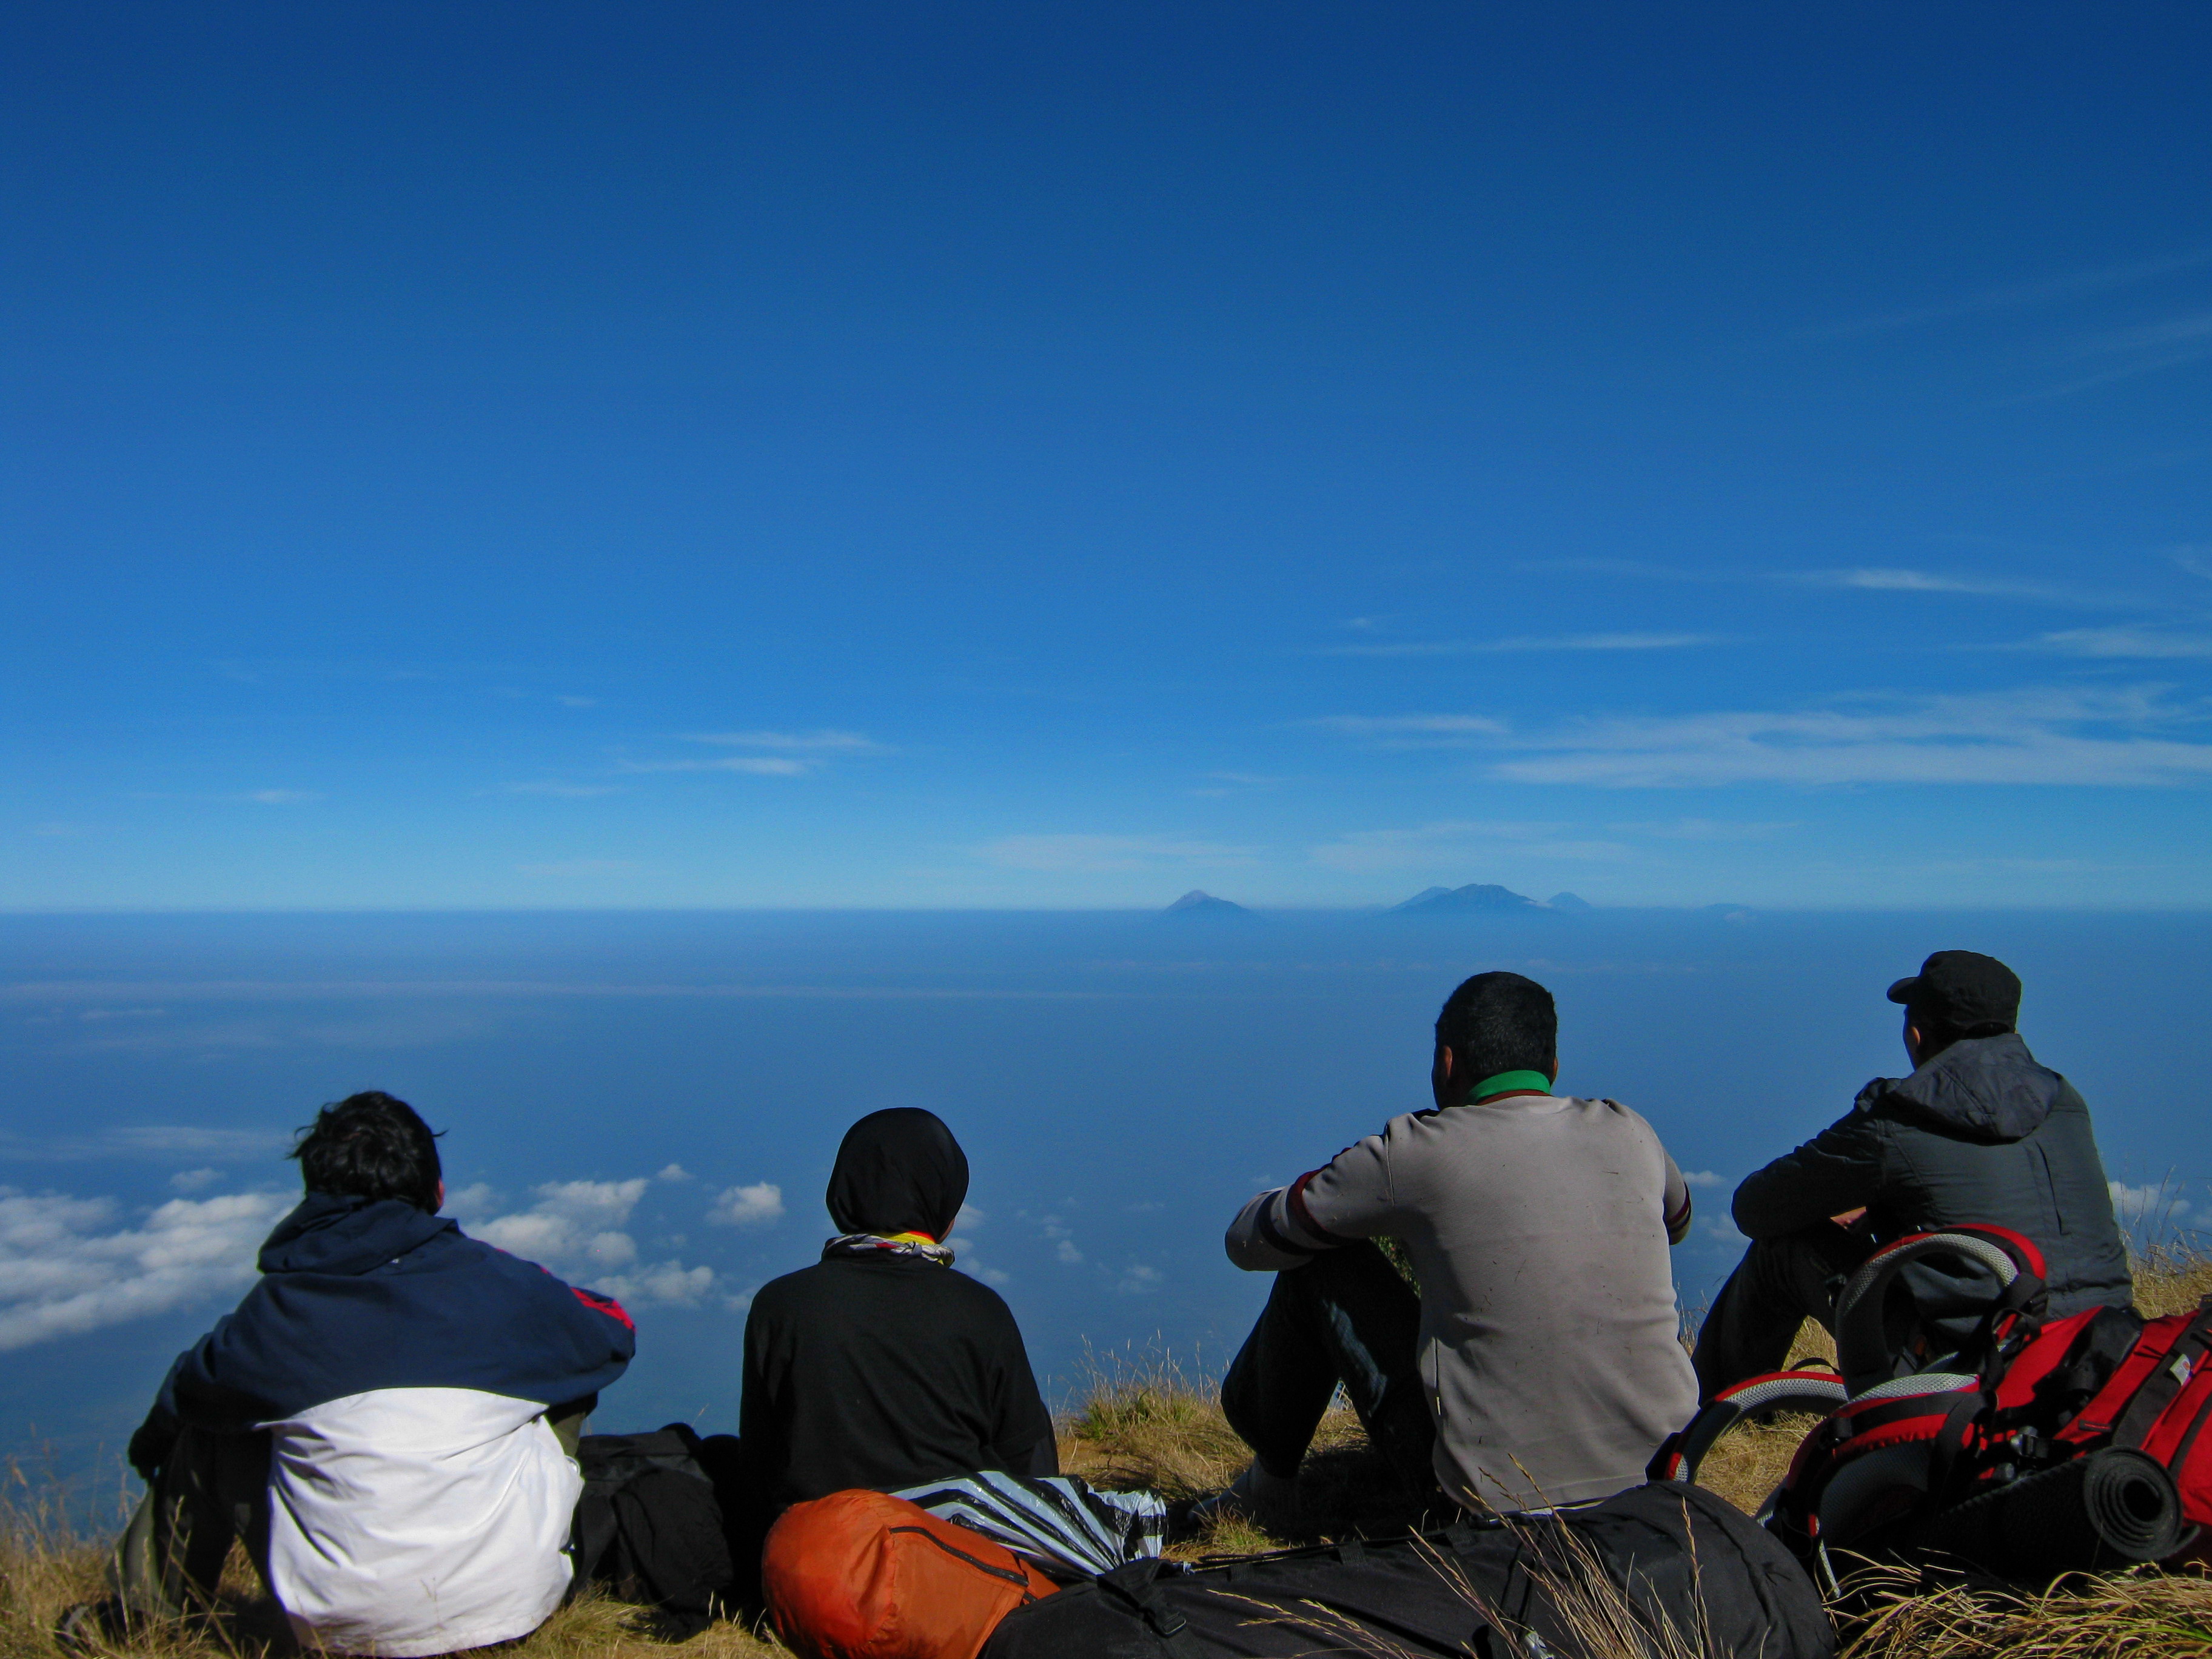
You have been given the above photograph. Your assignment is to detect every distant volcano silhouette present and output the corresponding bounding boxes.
[1392,883,1541,914]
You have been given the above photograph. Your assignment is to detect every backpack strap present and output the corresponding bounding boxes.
[1094,1561,1209,1659]
[1648,1370,1849,1484]
[2113,1299,2212,1452]
[1832,1227,2046,1392]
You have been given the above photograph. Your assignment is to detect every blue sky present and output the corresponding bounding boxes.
[7,2,2212,910]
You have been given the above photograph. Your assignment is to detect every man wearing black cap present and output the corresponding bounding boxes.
[1692,950,2133,1401]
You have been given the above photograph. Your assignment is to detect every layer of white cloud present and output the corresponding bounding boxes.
[0,1188,292,1352]
[979,834,1258,872]
[472,1174,712,1305]
[708,1182,785,1227]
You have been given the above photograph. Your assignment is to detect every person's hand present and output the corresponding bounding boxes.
[1829,1208,1869,1233]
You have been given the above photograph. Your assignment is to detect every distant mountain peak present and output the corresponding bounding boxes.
[1546,891,1594,913]
[1392,883,1540,914]
[1163,890,1250,917]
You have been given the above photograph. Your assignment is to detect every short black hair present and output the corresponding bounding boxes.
[1906,1009,2014,1062]
[290,1091,443,1212]
[1435,971,1557,1089]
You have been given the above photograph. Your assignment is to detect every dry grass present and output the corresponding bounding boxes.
[0,1481,789,1659]
[14,1245,2212,1659]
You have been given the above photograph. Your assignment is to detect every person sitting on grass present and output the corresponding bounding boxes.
[1692,950,2133,1402]
[739,1107,1057,1513]
[1207,970,1699,1528]
[70,1092,636,1658]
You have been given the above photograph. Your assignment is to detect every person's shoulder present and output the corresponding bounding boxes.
[749,1261,830,1312]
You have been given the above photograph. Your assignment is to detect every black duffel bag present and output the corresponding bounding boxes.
[572,1425,739,1639]
[981,1482,1832,1659]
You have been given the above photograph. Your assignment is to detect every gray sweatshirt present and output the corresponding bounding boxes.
[1227,1093,1699,1510]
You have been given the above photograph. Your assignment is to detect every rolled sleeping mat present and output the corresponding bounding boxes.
[1908,1449,2186,1576]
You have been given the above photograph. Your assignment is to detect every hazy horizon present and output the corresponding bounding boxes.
[6,905,2205,1487]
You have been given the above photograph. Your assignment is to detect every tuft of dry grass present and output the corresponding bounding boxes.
[1061,1347,1436,1555]
[0,1480,791,1659]
[1834,1563,2212,1659]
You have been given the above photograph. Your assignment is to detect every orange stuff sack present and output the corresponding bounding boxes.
[763,1489,1058,1659]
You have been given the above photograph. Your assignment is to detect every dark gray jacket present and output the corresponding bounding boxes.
[1733,1033,2133,1317]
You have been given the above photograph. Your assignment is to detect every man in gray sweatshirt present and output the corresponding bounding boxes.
[1210,971,1700,1524]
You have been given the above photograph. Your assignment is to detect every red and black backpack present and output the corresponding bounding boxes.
[1654,1225,2212,1586]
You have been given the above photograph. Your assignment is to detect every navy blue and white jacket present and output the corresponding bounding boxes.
[146,1193,635,1658]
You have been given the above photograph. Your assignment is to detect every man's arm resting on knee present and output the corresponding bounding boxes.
[1224,1134,1396,1272]
[1731,1113,1888,1241]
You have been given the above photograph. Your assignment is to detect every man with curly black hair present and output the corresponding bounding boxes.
[79,1092,635,1658]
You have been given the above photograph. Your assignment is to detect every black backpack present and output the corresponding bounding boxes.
[572,1425,739,1639]
[980,1482,1832,1659]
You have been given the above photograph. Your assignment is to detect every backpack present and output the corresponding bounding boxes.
[1655,1224,2200,1585]
[980,1482,1832,1659]
[763,1488,1059,1659]
[572,1426,740,1639]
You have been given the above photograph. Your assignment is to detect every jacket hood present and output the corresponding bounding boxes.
[258,1191,455,1276]
[1862,1031,2063,1142]
[826,1107,969,1241]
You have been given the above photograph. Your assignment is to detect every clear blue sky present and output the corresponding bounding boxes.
[7,2,2211,910]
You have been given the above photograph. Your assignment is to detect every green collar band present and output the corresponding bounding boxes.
[1469,1069,1553,1102]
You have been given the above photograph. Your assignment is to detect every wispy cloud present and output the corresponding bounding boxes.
[1789,568,2100,605]
[2029,628,2212,660]
[0,1124,289,1165]
[503,781,622,797]
[1322,632,1719,659]
[1487,686,2212,788]
[243,789,322,805]
[1309,820,1630,872]
[619,756,813,776]
[2016,310,2212,400]
[1312,714,1508,745]
[1805,247,2212,338]
[680,730,885,753]
[617,729,886,780]
[978,834,1259,872]
[517,859,641,878]
[1608,818,1798,842]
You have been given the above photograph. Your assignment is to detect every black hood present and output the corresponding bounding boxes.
[258,1190,454,1276]
[826,1108,968,1240]
[1861,1031,2063,1143]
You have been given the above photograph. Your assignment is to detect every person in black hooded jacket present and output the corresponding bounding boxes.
[1693,950,2133,1401]
[737,1108,1056,1511]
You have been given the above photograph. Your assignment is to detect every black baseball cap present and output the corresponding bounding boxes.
[1886,950,2022,1031]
